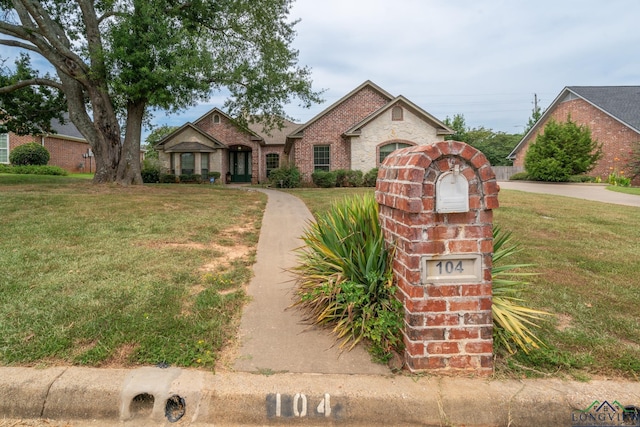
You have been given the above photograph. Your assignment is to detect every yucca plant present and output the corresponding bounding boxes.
[492,226,550,354]
[291,193,403,362]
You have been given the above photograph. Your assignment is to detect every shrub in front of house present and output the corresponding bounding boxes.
[159,173,177,183]
[311,170,337,188]
[269,164,301,188]
[524,118,601,182]
[179,174,202,183]
[141,158,161,183]
[509,172,530,181]
[363,168,378,187]
[141,167,160,183]
[0,164,67,175]
[335,169,364,187]
[9,142,50,166]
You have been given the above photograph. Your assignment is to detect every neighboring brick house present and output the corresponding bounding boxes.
[509,86,640,185]
[0,118,94,173]
[156,81,453,184]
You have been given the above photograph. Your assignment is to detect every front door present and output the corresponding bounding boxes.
[230,149,252,183]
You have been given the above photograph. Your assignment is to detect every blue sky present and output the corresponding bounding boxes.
[2,1,639,141]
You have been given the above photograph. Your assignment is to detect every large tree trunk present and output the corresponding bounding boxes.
[59,73,126,184]
[116,100,145,185]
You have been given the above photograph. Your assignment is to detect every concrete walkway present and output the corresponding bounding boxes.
[233,188,388,375]
[498,181,640,207]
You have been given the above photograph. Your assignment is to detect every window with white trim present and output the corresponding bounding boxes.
[0,133,8,163]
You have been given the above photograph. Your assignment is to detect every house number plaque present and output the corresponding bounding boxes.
[421,254,482,284]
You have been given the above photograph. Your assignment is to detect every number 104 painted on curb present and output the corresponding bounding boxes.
[267,393,332,418]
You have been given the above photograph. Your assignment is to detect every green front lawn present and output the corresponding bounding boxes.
[0,175,265,369]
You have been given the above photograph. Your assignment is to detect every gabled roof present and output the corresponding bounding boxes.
[287,80,394,139]
[155,123,227,150]
[509,86,640,159]
[343,95,454,137]
[48,116,86,141]
[248,118,300,145]
[194,107,264,142]
[568,86,640,131]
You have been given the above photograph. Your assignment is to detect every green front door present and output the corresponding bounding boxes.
[230,150,252,183]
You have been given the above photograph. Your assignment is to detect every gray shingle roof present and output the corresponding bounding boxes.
[568,86,640,131]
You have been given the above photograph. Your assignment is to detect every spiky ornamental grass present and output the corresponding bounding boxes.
[292,192,548,360]
[492,226,550,354]
[291,193,404,362]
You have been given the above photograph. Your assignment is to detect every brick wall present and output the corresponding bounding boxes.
[376,141,499,376]
[514,98,640,185]
[7,133,91,173]
[293,86,390,181]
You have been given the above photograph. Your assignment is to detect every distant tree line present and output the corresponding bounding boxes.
[442,113,521,166]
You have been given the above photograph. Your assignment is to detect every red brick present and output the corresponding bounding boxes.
[448,355,478,369]
[425,313,460,327]
[470,151,489,168]
[464,225,491,239]
[406,327,445,341]
[485,195,500,210]
[479,297,492,310]
[460,144,478,161]
[465,341,493,354]
[427,342,459,355]
[404,283,424,298]
[448,327,480,340]
[483,180,500,196]
[464,312,492,325]
[427,285,460,297]
[448,240,479,253]
[405,340,426,356]
[461,284,492,297]
[446,211,477,225]
[422,182,435,197]
[449,300,480,312]
[407,355,446,370]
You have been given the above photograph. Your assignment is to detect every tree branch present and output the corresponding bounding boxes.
[0,78,63,93]
[0,38,41,54]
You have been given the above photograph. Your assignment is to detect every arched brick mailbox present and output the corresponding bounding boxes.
[375,141,499,375]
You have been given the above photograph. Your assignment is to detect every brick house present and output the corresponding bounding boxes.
[155,80,453,184]
[509,86,640,185]
[0,118,94,173]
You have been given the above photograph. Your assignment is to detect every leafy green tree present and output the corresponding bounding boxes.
[524,118,602,182]
[143,125,178,160]
[443,113,468,142]
[0,0,322,185]
[466,128,520,166]
[0,54,66,135]
[524,97,542,134]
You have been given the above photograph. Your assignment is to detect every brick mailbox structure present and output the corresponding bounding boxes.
[375,140,499,375]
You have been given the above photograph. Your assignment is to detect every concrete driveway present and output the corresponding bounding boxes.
[498,181,640,208]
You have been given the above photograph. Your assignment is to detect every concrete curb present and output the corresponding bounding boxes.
[1,367,638,426]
